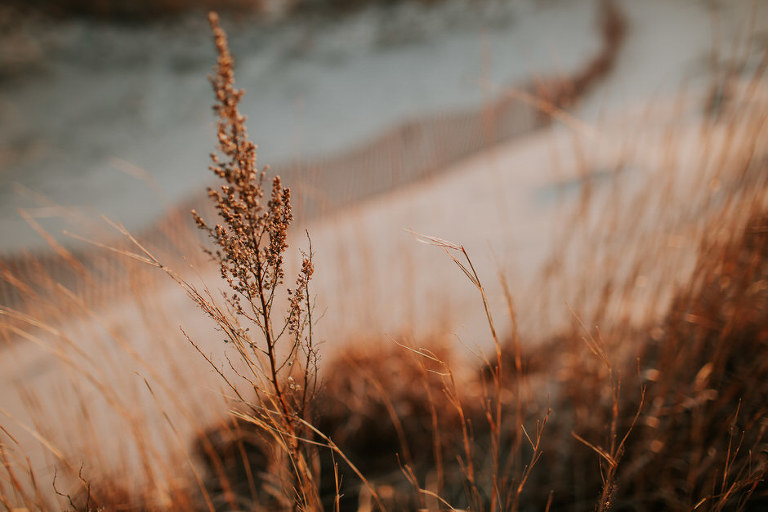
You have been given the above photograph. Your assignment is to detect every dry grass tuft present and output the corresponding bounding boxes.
[522,206,768,511]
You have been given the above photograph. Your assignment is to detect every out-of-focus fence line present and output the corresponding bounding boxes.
[0,0,625,317]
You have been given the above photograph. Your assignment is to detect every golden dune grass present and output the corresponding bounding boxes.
[2,6,768,511]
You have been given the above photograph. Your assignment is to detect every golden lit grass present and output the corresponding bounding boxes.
[2,7,768,512]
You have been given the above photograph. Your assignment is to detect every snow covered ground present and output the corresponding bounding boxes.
[285,0,768,344]
[1,0,604,253]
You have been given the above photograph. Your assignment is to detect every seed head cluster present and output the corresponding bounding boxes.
[193,12,293,323]
[188,16,321,508]
[191,11,319,420]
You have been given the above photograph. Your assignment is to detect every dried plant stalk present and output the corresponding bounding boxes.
[188,12,321,510]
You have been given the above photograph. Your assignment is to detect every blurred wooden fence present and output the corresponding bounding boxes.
[0,92,544,313]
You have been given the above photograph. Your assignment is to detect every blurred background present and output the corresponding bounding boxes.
[0,0,724,253]
[2,0,767,356]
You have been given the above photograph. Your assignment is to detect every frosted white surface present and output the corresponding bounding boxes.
[1,0,603,252]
